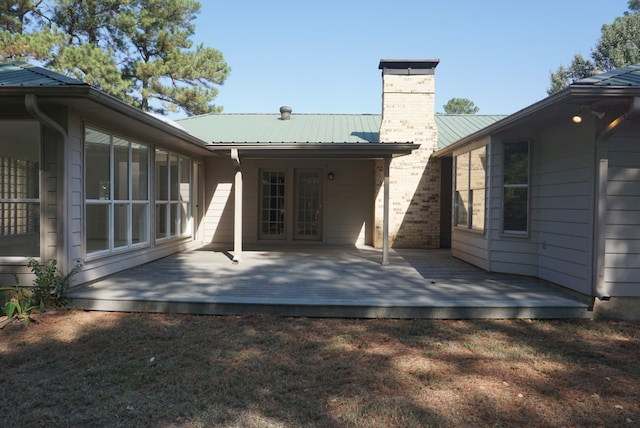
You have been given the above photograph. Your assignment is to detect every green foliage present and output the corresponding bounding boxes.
[593,11,640,71]
[549,1,640,93]
[547,54,597,95]
[28,258,83,309]
[0,0,230,116]
[1,258,82,324]
[443,98,480,114]
[1,278,38,325]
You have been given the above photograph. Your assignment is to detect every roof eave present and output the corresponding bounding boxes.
[433,84,640,157]
[0,85,212,155]
[207,143,419,159]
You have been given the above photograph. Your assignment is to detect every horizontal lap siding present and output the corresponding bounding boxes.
[488,139,538,276]
[531,127,594,294]
[604,131,640,296]
[205,159,374,246]
[324,160,373,245]
[451,138,490,270]
[451,231,489,270]
[204,157,235,244]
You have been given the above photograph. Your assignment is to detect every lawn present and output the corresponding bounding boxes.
[1,310,639,427]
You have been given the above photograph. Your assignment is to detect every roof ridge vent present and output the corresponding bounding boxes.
[280,105,292,120]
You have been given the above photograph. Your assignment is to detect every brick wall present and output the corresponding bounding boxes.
[374,64,441,248]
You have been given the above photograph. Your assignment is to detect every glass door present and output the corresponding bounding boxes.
[260,170,286,239]
[294,169,322,240]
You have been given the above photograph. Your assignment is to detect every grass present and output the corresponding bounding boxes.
[1,310,639,427]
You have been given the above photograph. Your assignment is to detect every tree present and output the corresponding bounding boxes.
[548,0,640,95]
[443,98,480,114]
[0,0,229,116]
[547,54,598,95]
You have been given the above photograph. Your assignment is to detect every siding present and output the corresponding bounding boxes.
[203,159,375,246]
[66,112,85,276]
[603,127,640,296]
[488,138,538,276]
[203,157,235,244]
[484,123,595,294]
[531,126,594,294]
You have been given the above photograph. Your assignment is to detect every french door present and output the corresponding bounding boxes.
[259,169,322,241]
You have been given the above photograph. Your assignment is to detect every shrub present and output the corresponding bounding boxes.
[28,258,83,309]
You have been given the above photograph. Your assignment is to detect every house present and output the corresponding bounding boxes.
[1,59,639,319]
[0,62,212,287]
[432,65,640,319]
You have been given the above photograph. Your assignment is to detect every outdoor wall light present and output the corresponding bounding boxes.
[328,172,335,181]
[572,105,605,123]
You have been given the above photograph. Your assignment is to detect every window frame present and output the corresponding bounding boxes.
[502,140,530,236]
[454,145,487,233]
[154,149,192,242]
[84,126,151,257]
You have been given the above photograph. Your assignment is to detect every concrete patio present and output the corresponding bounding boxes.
[67,245,593,319]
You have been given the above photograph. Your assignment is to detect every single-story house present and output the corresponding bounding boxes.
[1,59,639,317]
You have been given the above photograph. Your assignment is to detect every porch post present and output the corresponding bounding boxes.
[382,156,390,265]
[231,149,242,263]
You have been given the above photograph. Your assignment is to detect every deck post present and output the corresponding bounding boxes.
[231,149,242,263]
[382,156,390,265]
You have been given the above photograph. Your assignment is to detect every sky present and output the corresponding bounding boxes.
[188,0,630,118]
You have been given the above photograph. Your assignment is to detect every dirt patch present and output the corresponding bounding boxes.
[2,309,639,427]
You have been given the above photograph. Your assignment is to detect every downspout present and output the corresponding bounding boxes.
[231,149,242,263]
[24,94,68,270]
[592,96,640,300]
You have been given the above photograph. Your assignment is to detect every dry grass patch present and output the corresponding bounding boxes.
[1,311,639,427]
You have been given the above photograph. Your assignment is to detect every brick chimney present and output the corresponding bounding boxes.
[378,59,439,146]
[374,59,441,249]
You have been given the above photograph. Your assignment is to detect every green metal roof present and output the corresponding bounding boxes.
[434,114,506,149]
[0,62,87,87]
[178,113,505,149]
[574,64,640,86]
[178,113,382,143]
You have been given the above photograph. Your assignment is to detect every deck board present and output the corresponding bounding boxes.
[67,246,593,319]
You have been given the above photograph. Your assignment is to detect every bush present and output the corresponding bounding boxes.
[28,258,83,309]
[1,258,82,324]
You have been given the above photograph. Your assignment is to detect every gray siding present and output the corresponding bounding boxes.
[604,125,640,296]
[532,125,594,294]
[65,112,85,277]
[487,138,538,276]
[482,124,595,295]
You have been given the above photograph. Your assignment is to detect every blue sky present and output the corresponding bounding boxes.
[190,0,630,117]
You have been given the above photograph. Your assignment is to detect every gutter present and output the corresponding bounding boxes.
[206,143,419,158]
[433,86,640,158]
[24,94,68,270]
[25,93,67,139]
[2,85,212,156]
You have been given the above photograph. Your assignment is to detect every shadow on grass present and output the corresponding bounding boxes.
[1,312,639,427]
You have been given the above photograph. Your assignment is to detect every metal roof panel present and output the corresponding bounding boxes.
[178,113,505,148]
[0,62,87,87]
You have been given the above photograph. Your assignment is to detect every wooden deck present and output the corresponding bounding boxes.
[67,246,593,319]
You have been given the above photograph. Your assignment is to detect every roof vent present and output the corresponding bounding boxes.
[280,105,292,120]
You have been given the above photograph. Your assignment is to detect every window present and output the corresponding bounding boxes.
[85,128,150,254]
[503,141,529,234]
[155,149,191,240]
[454,146,486,231]
[0,121,40,257]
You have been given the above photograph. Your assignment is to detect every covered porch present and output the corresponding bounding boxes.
[67,246,593,319]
